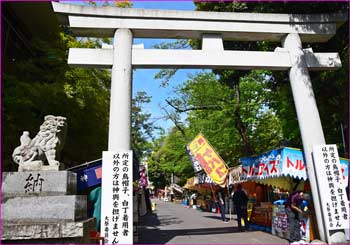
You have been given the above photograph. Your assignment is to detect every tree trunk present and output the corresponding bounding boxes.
[233,82,254,156]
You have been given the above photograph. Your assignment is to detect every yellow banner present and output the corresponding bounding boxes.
[188,133,228,186]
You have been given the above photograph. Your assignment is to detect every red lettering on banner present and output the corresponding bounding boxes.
[208,157,220,170]
[296,159,305,170]
[204,148,216,169]
[269,160,278,173]
[242,166,248,175]
[287,157,305,170]
[341,168,346,180]
[287,157,294,168]
[196,154,212,174]
[257,163,270,176]
[248,165,255,176]
[204,148,213,157]
[258,163,265,176]
[197,138,204,145]
[215,165,226,178]
[208,159,215,169]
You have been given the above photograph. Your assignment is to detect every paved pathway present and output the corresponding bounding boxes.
[137,199,289,244]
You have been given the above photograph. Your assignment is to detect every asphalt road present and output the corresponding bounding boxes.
[137,199,289,244]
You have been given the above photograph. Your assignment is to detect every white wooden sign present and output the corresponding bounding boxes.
[313,145,349,230]
[101,151,133,244]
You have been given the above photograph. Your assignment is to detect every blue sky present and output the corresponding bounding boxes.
[132,0,195,11]
[131,1,200,135]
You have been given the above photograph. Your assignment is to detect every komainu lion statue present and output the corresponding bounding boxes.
[12,115,67,171]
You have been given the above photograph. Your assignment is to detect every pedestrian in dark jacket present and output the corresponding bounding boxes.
[216,189,229,223]
[232,183,249,231]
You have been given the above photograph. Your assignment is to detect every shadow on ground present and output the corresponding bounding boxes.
[202,215,236,221]
[137,212,253,244]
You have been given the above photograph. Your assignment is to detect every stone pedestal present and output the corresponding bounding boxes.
[1,171,97,244]
[2,218,95,244]
[2,171,76,199]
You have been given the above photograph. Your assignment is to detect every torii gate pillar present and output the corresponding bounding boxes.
[109,28,133,151]
[283,33,346,243]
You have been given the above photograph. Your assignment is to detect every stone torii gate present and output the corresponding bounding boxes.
[52,2,347,243]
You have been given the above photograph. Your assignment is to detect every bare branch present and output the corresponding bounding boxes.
[165,99,222,113]
[160,105,186,136]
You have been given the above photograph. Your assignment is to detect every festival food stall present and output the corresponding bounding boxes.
[240,148,308,235]
[228,165,271,225]
[183,173,220,211]
[170,183,184,203]
[229,165,254,219]
[240,147,349,241]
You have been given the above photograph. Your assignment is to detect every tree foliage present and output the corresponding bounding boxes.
[193,0,349,155]
[3,33,109,170]
[132,91,159,159]
[3,31,154,171]
[148,71,284,187]
[148,2,349,188]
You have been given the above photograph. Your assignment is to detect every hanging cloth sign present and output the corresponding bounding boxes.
[185,144,203,173]
[195,171,214,184]
[241,147,306,180]
[187,133,228,187]
[241,147,348,184]
[281,147,307,180]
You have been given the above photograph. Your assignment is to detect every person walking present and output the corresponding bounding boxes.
[216,188,229,223]
[232,184,249,231]
[285,191,310,242]
[190,192,197,207]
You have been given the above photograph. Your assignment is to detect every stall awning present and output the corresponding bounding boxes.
[183,173,218,192]
[254,176,305,191]
[241,147,307,180]
[241,147,348,186]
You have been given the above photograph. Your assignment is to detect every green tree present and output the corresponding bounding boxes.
[193,1,349,156]
[148,2,348,190]
[147,70,284,188]
[167,71,283,163]
[2,33,111,170]
[3,31,155,171]
[147,128,193,188]
[132,91,158,159]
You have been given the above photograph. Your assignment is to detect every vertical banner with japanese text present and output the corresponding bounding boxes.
[185,145,203,173]
[101,151,133,244]
[313,145,349,231]
[188,133,228,187]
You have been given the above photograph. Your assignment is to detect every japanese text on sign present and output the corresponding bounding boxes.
[24,173,44,193]
[188,133,228,186]
[241,148,308,180]
[313,145,349,230]
[185,145,203,173]
[101,151,133,244]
